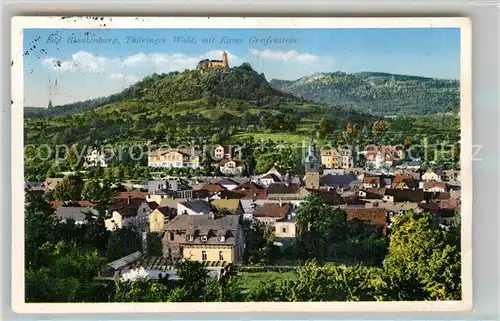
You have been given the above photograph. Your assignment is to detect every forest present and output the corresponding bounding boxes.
[270,71,459,116]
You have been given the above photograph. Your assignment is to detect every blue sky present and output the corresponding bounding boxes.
[23,28,460,107]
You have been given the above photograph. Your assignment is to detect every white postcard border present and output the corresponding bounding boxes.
[11,16,472,314]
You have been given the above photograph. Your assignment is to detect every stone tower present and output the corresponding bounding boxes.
[304,137,320,189]
[222,51,229,69]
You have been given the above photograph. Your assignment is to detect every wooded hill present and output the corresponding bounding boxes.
[24,63,375,147]
[270,71,460,116]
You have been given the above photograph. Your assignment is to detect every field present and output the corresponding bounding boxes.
[235,271,297,294]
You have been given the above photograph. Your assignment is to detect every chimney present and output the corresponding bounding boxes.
[279,199,283,207]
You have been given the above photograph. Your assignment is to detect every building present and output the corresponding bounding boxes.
[383,189,425,203]
[259,173,282,187]
[148,148,201,168]
[214,145,234,160]
[216,179,240,191]
[239,199,258,220]
[198,183,225,193]
[99,252,229,281]
[162,213,244,263]
[420,181,447,193]
[422,169,442,182]
[147,179,191,194]
[362,175,381,189]
[149,206,176,233]
[340,148,354,169]
[104,197,159,232]
[135,201,160,232]
[304,137,320,189]
[177,200,215,216]
[274,214,299,247]
[391,173,418,189]
[211,199,242,214]
[84,148,108,168]
[146,180,193,200]
[197,51,229,70]
[320,149,340,169]
[218,160,245,176]
[111,190,147,201]
[365,149,394,169]
[319,173,358,191]
[267,183,306,200]
[232,181,267,199]
[343,208,388,235]
[441,170,460,183]
[253,201,294,226]
[55,205,99,225]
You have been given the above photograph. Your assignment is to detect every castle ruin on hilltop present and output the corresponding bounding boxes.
[196,51,229,71]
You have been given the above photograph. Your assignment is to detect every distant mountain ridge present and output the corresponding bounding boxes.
[270,71,460,116]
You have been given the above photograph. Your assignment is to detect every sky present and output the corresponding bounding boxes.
[23,28,461,107]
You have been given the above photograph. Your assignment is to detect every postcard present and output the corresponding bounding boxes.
[11,16,472,313]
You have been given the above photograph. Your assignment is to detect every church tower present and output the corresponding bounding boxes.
[222,51,229,69]
[304,137,320,189]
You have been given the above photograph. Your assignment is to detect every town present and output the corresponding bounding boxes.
[25,136,461,301]
[23,40,462,303]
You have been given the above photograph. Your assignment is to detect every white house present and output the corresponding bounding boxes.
[340,149,354,169]
[422,169,442,182]
[218,160,245,176]
[259,173,282,187]
[420,181,446,193]
[216,179,240,191]
[84,149,108,168]
[214,145,233,160]
[177,200,214,216]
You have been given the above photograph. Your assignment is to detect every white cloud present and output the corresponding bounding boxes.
[120,50,241,71]
[42,51,108,72]
[249,49,321,63]
[108,73,140,84]
[42,49,242,78]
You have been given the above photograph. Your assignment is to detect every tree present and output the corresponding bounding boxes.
[295,194,387,264]
[175,260,209,301]
[114,165,125,182]
[203,276,244,302]
[104,167,114,181]
[146,232,163,256]
[114,275,170,302]
[287,260,388,301]
[403,136,413,148]
[106,227,142,261]
[52,175,84,202]
[68,144,84,169]
[317,118,332,139]
[382,211,461,300]
[372,120,389,137]
[295,194,347,260]
[81,178,102,202]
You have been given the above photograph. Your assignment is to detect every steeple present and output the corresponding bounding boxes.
[304,136,320,189]
[308,136,316,156]
[305,136,320,173]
